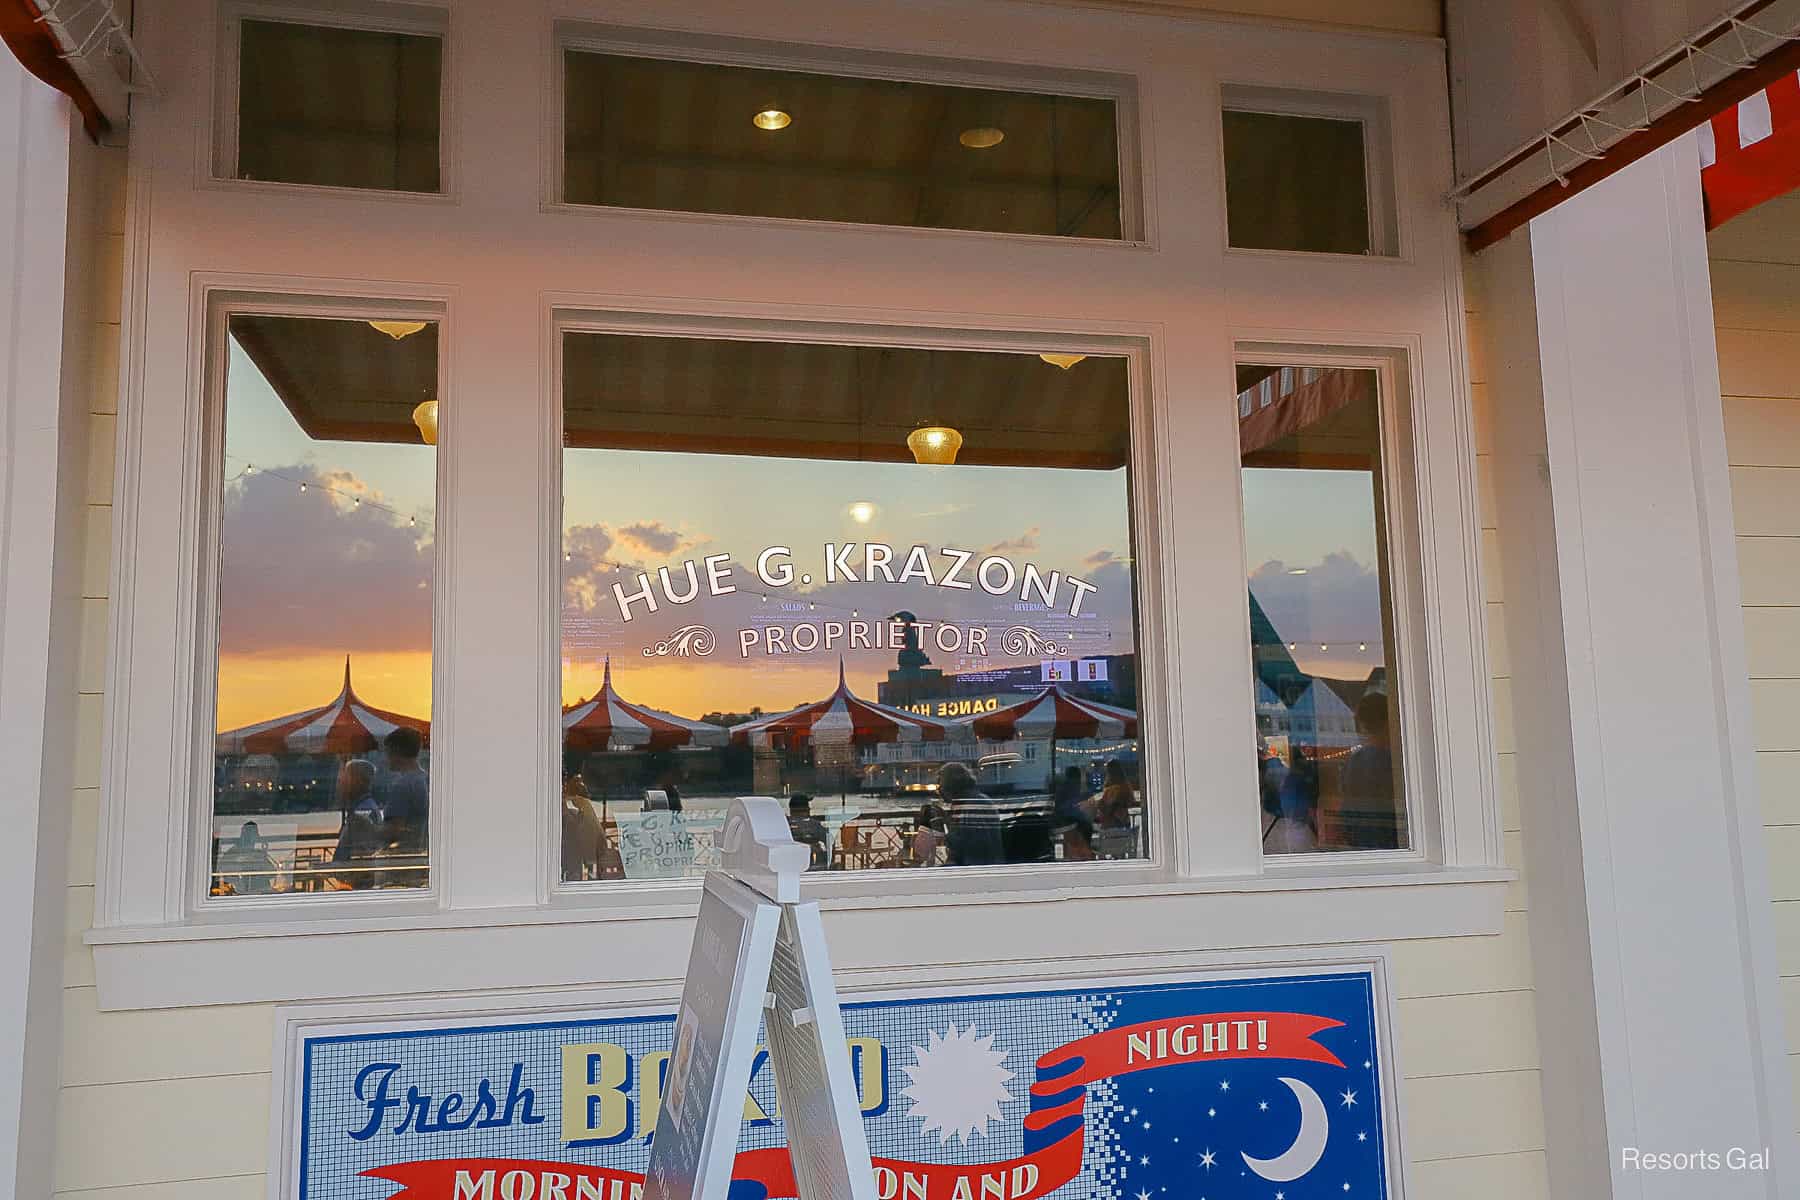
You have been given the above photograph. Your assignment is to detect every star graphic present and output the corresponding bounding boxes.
[1220,1080,1231,1092]
[1144,1122,1153,1130]
[1362,1060,1372,1069]
[1276,1192,1285,1200]
[1130,1108,1140,1117]
[1340,1088,1359,1108]
[1258,1100,1269,1112]
[1136,1190,1151,1200]
[1343,1185,1352,1193]
[1207,1107,1217,1118]
[1139,1155,1150,1166]
[1173,1137,1181,1144]
[1199,1150,1216,1170]
[1357,1131,1368,1143]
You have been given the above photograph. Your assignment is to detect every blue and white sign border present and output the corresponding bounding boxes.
[267,948,1413,1200]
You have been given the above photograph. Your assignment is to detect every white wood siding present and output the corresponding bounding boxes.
[1710,197,1800,1132]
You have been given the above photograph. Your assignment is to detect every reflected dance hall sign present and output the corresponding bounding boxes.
[294,969,1395,1200]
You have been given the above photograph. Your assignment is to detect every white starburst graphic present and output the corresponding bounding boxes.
[899,1024,1015,1144]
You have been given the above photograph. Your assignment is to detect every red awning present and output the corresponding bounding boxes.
[1701,70,1800,228]
[1,0,108,139]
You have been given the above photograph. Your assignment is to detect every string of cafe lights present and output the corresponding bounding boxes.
[224,455,434,533]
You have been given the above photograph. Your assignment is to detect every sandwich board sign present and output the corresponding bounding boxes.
[643,797,877,1200]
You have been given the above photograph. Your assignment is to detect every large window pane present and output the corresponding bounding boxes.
[563,50,1123,238]
[559,334,1147,881]
[235,19,443,192]
[1237,365,1407,854]
[211,314,438,897]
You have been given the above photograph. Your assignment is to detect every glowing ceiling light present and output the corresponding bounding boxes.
[369,319,427,340]
[412,400,439,445]
[753,109,792,130]
[959,127,1005,149]
[906,424,964,465]
[1038,352,1087,370]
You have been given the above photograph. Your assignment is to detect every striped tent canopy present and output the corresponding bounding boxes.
[563,660,727,752]
[962,684,1138,742]
[730,661,963,750]
[216,657,428,755]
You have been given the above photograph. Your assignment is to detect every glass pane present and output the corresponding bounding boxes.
[560,335,1145,880]
[211,314,438,896]
[1223,109,1370,254]
[1237,365,1407,853]
[236,19,442,192]
[564,51,1122,238]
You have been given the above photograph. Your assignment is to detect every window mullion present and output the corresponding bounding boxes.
[1154,337,1267,878]
[437,287,547,911]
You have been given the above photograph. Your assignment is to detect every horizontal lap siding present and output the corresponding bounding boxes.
[53,147,278,1199]
[1709,219,1800,1130]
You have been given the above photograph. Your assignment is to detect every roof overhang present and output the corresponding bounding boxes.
[0,0,147,140]
[1454,0,1800,251]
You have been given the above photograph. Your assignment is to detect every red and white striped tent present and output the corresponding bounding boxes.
[216,657,428,755]
[563,659,727,752]
[729,661,962,749]
[1700,70,1800,229]
[962,684,1139,742]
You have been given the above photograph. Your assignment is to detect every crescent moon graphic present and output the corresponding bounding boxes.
[1240,1076,1331,1183]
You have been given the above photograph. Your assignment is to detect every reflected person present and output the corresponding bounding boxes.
[941,762,1003,866]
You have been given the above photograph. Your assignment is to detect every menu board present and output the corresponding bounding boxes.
[643,872,780,1200]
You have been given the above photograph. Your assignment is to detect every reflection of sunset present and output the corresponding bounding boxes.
[217,650,433,732]
[562,656,867,718]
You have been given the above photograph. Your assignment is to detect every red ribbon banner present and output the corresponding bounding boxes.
[364,1135,1084,1200]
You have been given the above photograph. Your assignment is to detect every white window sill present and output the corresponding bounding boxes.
[87,865,1510,1010]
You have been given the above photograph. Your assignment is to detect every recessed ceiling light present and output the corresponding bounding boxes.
[753,109,792,131]
[959,127,1005,149]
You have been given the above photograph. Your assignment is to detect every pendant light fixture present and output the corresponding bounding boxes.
[1038,352,1087,370]
[906,423,962,465]
[412,400,439,445]
[369,319,428,340]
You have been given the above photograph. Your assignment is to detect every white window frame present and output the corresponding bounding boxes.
[1219,83,1401,260]
[92,0,1505,1010]
[209,0,455,201]
[189,289,450,920]
[544,311,1172,903]
[547,21,1149,244]
[1235,345,1437,868]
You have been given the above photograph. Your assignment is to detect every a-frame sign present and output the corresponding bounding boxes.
[643,798,877,1200]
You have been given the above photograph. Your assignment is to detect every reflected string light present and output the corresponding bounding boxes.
[224,456,435,534]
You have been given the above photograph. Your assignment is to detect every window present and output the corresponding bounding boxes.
[1221,86,1395,255]
[561,45,1127,238]
[209,312,439,898]
[1237,363,1407,854]
[558,332,1148,881]
[228,16,444,192]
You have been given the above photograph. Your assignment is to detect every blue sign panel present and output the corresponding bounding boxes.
[297,968,1393,1200]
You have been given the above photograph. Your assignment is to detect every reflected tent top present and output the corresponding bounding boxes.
[961,683,1138,741]
[216,657,429,755]
[730,661,966,749]
[564,659,729,752]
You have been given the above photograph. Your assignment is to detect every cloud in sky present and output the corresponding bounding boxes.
[1247,550,1383,646]
[218,464,432,657]
[617,520,689,557]
[982,526,1042,556]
